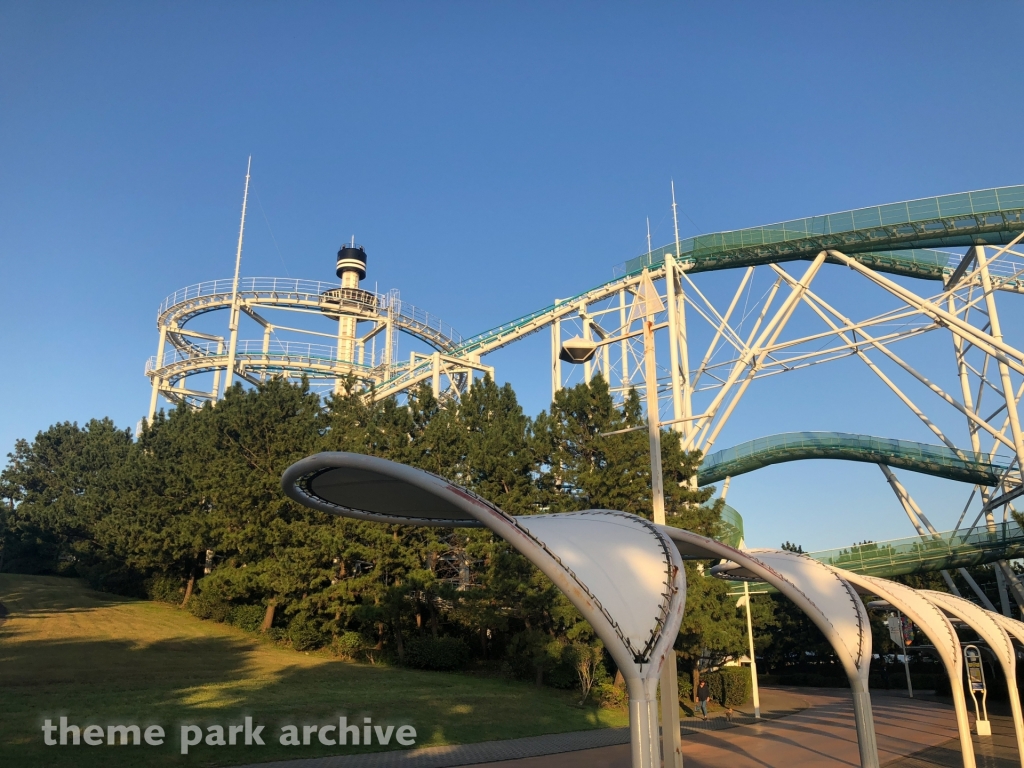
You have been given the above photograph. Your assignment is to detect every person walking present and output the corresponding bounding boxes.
[696,679,711,720]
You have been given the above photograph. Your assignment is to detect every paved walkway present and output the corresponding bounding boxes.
[232,688,961,768]
[886,703,1020,768]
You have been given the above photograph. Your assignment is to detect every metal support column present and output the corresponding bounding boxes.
[643,303,682,768]
[147,325,168,420]
[552,313,562,401]
[222,157,251,399]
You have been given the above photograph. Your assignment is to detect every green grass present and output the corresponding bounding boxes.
[0,574,626,767]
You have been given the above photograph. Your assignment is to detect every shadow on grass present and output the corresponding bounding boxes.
[0,629,615,768]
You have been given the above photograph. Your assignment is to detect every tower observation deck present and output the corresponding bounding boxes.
[145,242,492,418]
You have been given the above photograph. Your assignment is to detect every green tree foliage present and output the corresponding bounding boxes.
[0,374,751,689]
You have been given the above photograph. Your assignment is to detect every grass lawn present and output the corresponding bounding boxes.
[0,574,627,768]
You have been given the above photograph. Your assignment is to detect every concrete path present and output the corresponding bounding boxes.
[461,690,959,768]
[886,704,1020,768]
[232,688,959,768]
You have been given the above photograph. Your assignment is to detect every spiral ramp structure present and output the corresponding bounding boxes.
[146,271,491,417]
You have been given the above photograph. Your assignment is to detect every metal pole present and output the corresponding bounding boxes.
[222,156,252,398]
[743,579,761,718]
[552,311,562,401]
[665,254,684,425]
[147,325,167,420]
[642,304,682,768]
[896,610,913,698]
[619,289,630,389]
[643,317,665,523]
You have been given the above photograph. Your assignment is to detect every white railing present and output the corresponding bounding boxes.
[159,277,463,347]
[149,340,358,369]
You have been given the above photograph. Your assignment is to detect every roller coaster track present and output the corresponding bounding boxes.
[447,185,1024,360]
[159,278,462,355]
[700,431,1024,584]
[697,431,1018,487]
[149,279,465,400]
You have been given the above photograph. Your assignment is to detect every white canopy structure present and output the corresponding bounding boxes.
[920,590,1024,768]
[833,570,976,768]
[283,452,914,768]
[678,536,879,768]
[283,452,686,768]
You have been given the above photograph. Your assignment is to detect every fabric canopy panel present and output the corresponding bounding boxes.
[835,570,975,768]
[668,530,879,768]
[282,452,686,768]
[284,452,487,527]
[515,511,677,665]
[920,590,1024,768]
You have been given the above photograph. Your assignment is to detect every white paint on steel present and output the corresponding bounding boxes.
[281,452,685,768]
[662,530,879,768]
[835,570,975,768]
[920,590,1024,768]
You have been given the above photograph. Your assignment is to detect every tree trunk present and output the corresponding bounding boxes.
[614,669,625,689]
[261,600,276,632]
[394,622,405,660]
[535,665,544,687]
[375,622,385,650]
[428,601,439,638]
[479,627,488,659]
[181,575,195,608]
[692,668,700,703]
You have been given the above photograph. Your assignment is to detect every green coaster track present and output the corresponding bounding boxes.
[697,431,1013,488]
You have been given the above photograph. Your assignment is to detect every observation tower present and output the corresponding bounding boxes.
[146,235,492,419]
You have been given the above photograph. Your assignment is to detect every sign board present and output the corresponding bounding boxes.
[887,614,913,646]
[965,648,986,693]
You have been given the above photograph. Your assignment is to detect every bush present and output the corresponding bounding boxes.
[677,672,692,703]
[226,604,265,633]
[186,592,231,622]
[593,680,627,708]
[288,619,327,651]
[332,631,367,660]
[708,667,752,706]
[145,574,186,604]
[404,636,470,671]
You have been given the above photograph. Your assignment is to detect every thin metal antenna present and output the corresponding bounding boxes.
[351,235,355,247]
[671,179,681,257]
[231,156,252,297]
[646,217,652,256]
[223,156,252,397]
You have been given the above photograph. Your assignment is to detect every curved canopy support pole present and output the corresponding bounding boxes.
[835,571,975,768]
[922,590,1024,767]
[282,453,686,768]
[660,529,878,768]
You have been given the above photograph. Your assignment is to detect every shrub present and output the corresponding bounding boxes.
[226,604,265,633]
[698,667,752,707]
[186,592,231,622]
[332,631,367,660]
[677,672,692,703]
[404,636,470,671]
[145,574,185,604]
[288,619,327,651]
[594,681,627,708]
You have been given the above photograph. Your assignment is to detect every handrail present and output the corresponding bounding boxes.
[697,431,1012,487]
[156,277,463,351]
[809,520,1024,579]
[622,185,1024,277]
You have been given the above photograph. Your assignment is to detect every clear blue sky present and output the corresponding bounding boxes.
[2,2,1022,551]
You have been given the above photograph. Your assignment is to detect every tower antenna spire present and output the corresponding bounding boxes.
[222,156,251,397]
[646,217,652,258]
[671,179,681,257]
[231,156,252,295]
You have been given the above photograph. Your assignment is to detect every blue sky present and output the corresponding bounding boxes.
[2,2,1022,550]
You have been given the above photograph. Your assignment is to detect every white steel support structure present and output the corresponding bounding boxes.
[223,157,251,399]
